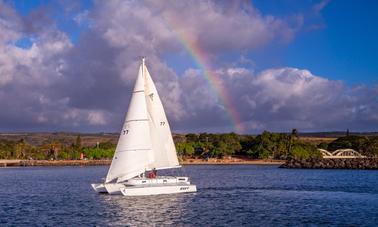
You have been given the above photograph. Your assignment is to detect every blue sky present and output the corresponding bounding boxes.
[253,0,378,85]
[11,0,93,44]
[10,0,378,84]
[0,0,377,132]
[167,0,378,85]
[289,1,378,85]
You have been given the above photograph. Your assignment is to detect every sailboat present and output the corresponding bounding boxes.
[91,58,197,196]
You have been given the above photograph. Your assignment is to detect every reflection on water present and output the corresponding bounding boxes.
[0,165,378,226]
[100,193,196,226]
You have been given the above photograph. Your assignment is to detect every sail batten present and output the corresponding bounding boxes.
[125,119,149,122]
[117,148,152,152]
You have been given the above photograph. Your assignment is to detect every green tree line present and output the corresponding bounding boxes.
[175,131,322,160]
[1,133,377,160]
[0,136,116,160]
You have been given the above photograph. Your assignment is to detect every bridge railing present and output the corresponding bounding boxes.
[318,149,366,159]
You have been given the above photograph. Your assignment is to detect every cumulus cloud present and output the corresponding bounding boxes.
[0,0,376,133]
[172,66,378,132]
[92,0,296,54]
[0,1,104,131]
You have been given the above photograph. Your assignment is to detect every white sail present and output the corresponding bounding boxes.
[144,64,180,170]
[105,61,153,183]
[92,58,197,196]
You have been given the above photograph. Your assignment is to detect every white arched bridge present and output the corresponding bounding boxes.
[318,149,366,159]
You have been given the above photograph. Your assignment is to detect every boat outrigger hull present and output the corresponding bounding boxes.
[120,184,197,196]
[104,183,126,195]
[91,183,107,193]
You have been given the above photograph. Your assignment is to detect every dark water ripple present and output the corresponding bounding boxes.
[0,165,377,226]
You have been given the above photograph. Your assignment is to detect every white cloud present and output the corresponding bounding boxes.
[73,10,89,25]
[88,111,107,125]
[252,68,343,112]
[174,65,378,132]
[0,0,376,133]
[92,0,295,54]
[0,1,23,42]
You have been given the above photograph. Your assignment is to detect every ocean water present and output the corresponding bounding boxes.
[0,165,377,226]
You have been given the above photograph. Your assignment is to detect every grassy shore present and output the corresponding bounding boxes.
[0,159,111,167]
[181,158,284,165]
[0,158,284,167]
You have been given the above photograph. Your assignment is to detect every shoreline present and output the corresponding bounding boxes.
[281,158,378,169]
[0,159,284,167]
[181,158,284,165]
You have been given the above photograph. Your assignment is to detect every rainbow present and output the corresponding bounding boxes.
[164,15,245,133]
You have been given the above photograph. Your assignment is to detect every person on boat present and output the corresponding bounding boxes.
[153,168,157,177]
[148,168,156,178]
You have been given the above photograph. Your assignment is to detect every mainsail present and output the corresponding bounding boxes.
[105,61,153,183]
[105,59,179,183]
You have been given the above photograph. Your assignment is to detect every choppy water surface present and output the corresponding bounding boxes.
[0,165,377,226]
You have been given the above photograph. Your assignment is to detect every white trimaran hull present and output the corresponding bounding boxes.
[91,58,196,196]
[92,177,197,196]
